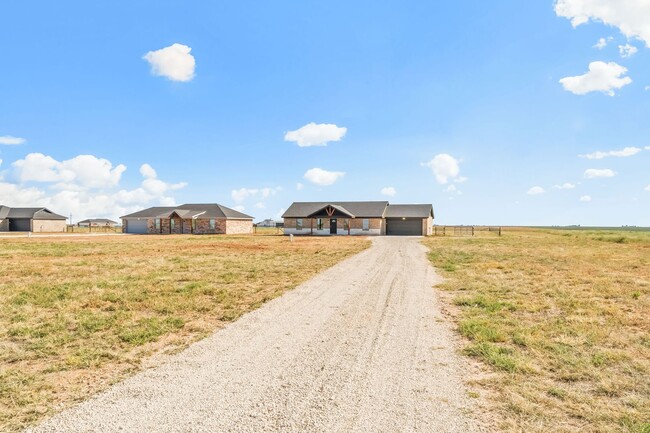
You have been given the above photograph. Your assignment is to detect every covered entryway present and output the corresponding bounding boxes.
[9,218,31,232]
[126,219,148,234]
[386,218,422,236]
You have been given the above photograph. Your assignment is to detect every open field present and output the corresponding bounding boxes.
[423,228,650,433]
[0,234,370,432]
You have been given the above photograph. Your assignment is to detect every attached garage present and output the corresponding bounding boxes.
[9,218,32,232]
[0,206,67,233]
[386,218,422,236]
[126,219,149,234]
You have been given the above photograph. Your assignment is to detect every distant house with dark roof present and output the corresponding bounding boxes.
[121,204,254,234]
[282,201,434,236]
[256,218,281,227]
[0,206,67,232]
[77,218,119,228]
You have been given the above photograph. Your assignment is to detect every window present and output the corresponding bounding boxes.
[210,218,216,230]
[191,219,196,232]
[155,218,161,230]
[296,218,303,230]
[363,219,369,231]
[317,218,323,230]
[171,219,175,230]
[344,219,349,230]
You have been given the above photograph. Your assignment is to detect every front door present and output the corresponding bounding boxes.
[330,218,337,234]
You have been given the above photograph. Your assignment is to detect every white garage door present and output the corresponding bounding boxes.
[126,219,148,234]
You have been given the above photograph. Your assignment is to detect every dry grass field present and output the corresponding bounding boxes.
[423,228,650,433]
[0,233,369,432]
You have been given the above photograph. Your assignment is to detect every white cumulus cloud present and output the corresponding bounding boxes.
[580,146,642,159]
[527,186,545,195]
[593,36,613,49]
[555,0,650,46]
[553,183,576,189]
[232,188,258,203]
[580,195,592,202]
[560,61,632,96]
[645,184,650,191]
[231,186,281,203]
[12,153,127,188]
[380,186,396,197]
[0,136,26,145]
[422,154,462,184]
[584,168,616,178]
[1,155,186,221]
[619,43,638,57]
[284,123,347,147]
[143,43,196,82]
[303,168,345,186]
[140,163,187,195]
[296,182,304,191]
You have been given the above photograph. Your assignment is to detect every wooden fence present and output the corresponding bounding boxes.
[66,225,123,234]
[433,226,502,236]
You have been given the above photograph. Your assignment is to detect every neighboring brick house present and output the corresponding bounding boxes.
[282,201,434,236]
[0,205,67,232]
[121,204,253,235]
[77,218,119,227]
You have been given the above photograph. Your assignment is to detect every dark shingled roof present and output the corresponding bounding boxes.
[384,204,434,219]
[282,201,390,218]
[121,204,253,220]
[282,201,435,219]
[0,206,67,220]
[78,218,118,224]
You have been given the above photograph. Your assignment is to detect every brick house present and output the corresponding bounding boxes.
[0,206,67,232]
[282,201,434,236]
[77,218,119,228]
[121,204,253,234]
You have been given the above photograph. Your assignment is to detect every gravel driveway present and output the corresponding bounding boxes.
[29,237,486,433]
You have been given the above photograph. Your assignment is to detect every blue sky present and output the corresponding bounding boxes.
[1,1,649,225]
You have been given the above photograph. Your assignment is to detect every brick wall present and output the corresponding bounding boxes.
[194,218,227,234]
[226,219,253,234]
[422,216,433,236]
[32,220,67,233]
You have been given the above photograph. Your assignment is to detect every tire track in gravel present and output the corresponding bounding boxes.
[28,237,488,433]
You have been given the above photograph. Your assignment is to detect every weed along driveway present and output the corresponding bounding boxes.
[29,237,485,433]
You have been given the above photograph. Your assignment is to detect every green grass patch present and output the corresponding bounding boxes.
[423,228,650,432]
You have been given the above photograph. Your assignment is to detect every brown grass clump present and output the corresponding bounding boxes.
[423,228,650,433]
[0,234,369,432]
